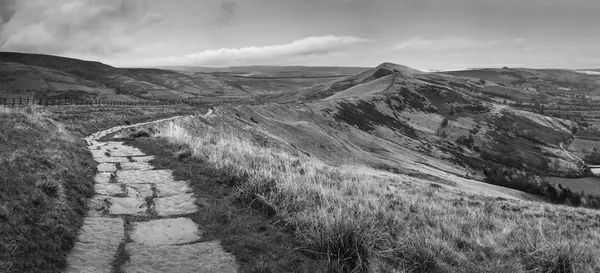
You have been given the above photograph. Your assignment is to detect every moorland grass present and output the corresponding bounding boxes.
[0,105,197,272]
[0,106,95,273]
[156,116,600,272]
[47,105,199,137]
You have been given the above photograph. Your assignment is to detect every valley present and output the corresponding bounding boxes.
[2,52,600,272]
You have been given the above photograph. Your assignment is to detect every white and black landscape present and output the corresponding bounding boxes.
[2,0,600,272]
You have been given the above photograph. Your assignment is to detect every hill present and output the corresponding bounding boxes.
[0,52,366,102]
[226,62,593,206]
[440,67,600,98]
[155,65,369,77]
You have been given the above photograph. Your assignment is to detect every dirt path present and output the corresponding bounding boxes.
[64,112,236,273]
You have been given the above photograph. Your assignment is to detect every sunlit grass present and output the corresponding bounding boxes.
[157,116,600,272]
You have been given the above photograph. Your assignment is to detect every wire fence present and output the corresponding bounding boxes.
[0,97,206,107]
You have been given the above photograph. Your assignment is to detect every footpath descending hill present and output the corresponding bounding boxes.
[66,114,237,272]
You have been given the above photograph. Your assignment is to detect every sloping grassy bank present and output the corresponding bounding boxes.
[0,105,200,272]
[156,115,600,272]
[47,105,199,137]
[0,106,95,273]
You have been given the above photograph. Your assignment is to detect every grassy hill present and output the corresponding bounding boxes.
[0,52,368,102]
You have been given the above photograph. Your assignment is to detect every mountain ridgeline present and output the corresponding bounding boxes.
[1,51,597,206]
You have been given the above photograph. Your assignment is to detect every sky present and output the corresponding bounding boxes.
[1,0,600,70]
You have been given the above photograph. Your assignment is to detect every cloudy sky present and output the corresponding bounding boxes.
[1,0,599,70]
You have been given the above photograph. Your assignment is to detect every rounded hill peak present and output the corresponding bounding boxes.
[375,62,423,75]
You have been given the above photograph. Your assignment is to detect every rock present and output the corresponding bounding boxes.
[154,193,198,216]
[130,218,201,246]
[126,184,154,198]
[64,218,124,273]
[94,183,125,196]
[123,241,238,273]
[121,162,154,171]
[155,180,193,197]
[131,156,155,163]
[94,156,131,163]
[94,173,112,184]
[117,170,174,184]
[109,197,147,215]
[97,163,117,173]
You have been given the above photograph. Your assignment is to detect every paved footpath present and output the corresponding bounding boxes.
[65,114,237,273]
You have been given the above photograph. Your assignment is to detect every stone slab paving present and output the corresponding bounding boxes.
[117,170,175,184]
[64,218,124,273]
[130,218,201,246]
[155,180,193,197]
[67,113,237,272]
[154,193,198,216]
[108,197,148,215]
[123,242,237,273]
[121,162,154,170]
[97,163,117,173]
[93,156,132,163]
[94,183,126,196]
[131,155,155,163]
[126,184,154,198]
[94,173,112,184]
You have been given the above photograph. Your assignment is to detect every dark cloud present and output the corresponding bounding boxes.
[0,0,163,55]
[0,0,17,25]
[215,2,236,25]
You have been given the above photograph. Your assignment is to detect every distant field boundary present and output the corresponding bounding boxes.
[0,97,206,107]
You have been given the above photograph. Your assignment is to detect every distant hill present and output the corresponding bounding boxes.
[0,52,366,101]
[280,62,424,101]
[155,65,370,78]
[439,67,600,97]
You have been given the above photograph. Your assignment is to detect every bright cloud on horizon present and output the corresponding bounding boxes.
[120,36,369,67]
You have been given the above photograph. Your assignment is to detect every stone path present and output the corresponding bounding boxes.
[65,115,237,273]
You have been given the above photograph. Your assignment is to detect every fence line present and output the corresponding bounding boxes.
[0,97,206,108]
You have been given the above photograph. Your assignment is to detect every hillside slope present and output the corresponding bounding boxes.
[229,63,591,206]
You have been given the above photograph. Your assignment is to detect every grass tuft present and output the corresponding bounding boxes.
[36,179,65,200]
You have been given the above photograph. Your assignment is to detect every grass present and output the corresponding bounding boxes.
[154,116,600,272]
[124,137,326,272]
[46,105,199,137]
[0,106,95,273]
[0,105,200,272]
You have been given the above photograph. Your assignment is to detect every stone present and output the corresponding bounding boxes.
[126,184,154,198]
[121,162,154,171]
[95,183,126,196]
[87,195,111,217]
[91,150,108,157]
[64,218,124,273]
[155,180,193,197]
[130,218,201,246]
[103,144,145,157]
[123,241,238,273]
[108,197,147,215]
[154,193,198,216]
[94,156,131,163]
[97,163,117,173]
[117,170,174,184]
[94,173,112,184]
[131,156,155,163]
